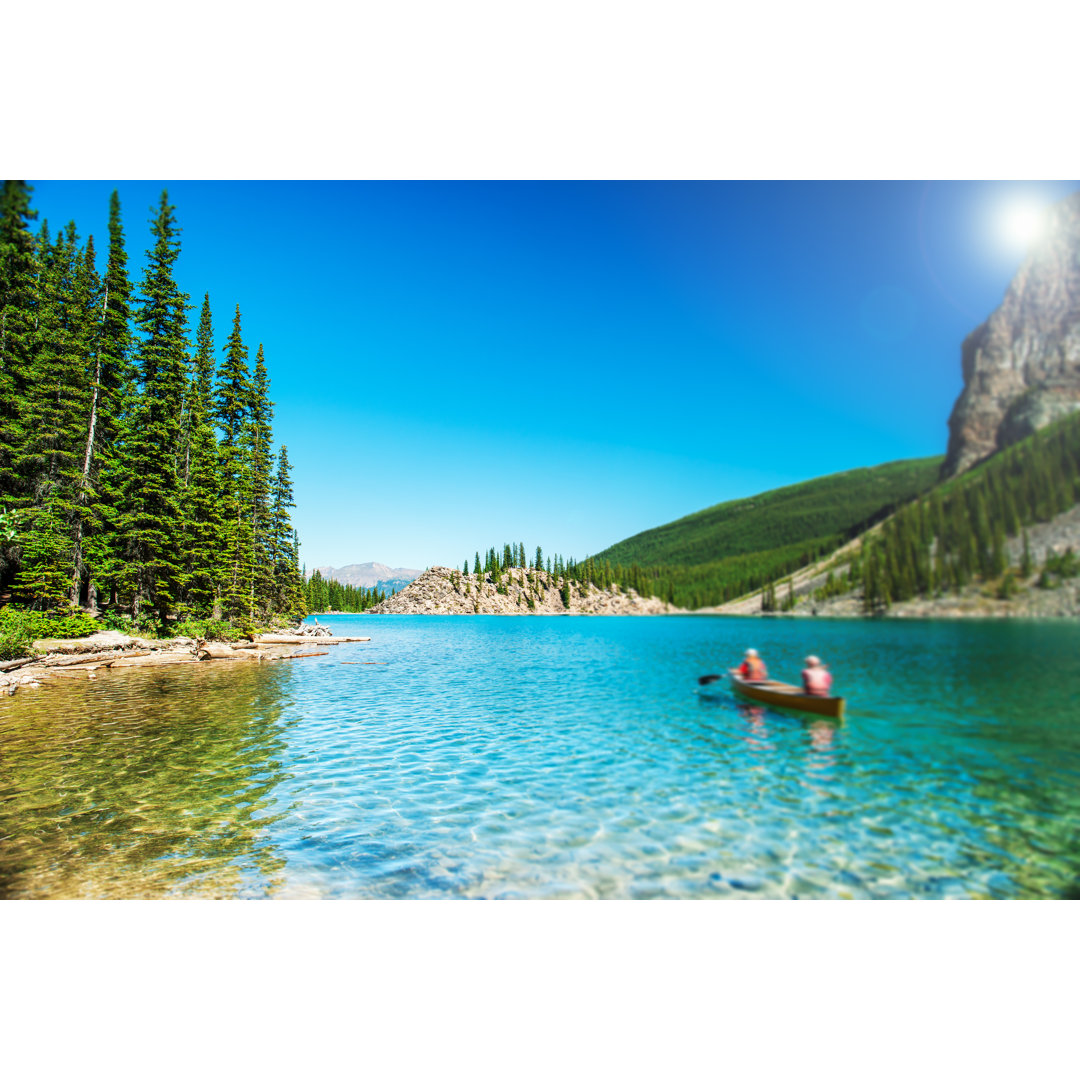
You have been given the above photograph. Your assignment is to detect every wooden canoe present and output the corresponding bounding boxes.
[729,671,845,720]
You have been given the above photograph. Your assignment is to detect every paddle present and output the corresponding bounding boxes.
[698,673,727,686]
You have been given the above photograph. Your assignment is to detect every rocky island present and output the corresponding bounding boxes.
[369,566,682,615]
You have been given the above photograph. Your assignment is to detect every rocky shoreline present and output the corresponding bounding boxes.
[369,566,683,615]
[0,629,368,699]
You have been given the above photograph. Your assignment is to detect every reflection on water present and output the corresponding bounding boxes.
[1,615,1079,899]
[0,664,295,898]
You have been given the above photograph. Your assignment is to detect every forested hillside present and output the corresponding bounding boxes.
[599,457,942,567]
[0,181,306,630]
[847,410,1080,610]
[563,456,942,608]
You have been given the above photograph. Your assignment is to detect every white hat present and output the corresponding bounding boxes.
[804,655,821,666]
[745,648,759,657]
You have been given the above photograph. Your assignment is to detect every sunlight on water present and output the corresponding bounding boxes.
[2,616,1079,899]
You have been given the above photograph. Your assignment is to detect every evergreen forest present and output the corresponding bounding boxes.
[301,569,388,613]
[0,181,306,631]
[844,411,1080,610]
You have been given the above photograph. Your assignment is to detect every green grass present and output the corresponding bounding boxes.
[597,456,944,568]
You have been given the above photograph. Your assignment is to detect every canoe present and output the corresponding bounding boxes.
[729,671,845,720]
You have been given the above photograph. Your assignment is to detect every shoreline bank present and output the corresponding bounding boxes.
[0,629,369,699]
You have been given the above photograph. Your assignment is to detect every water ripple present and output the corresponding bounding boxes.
[2,616,1080,897]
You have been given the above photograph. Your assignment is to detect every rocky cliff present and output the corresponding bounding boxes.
[368,566,683,615]
[943,191,1080,478]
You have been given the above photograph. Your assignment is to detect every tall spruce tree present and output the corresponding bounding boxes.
[270,444,305,617]
[92,190,136,609]
[14,222,94,608]
[120,192,191,623]
[215,304,254,620]
[182,293,225,614]
[0,181,38,522]
[246,343,275,616]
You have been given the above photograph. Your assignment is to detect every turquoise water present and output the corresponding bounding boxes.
[2,615,1079,899]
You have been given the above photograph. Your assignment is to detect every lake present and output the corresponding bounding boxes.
[1,614,1078,899]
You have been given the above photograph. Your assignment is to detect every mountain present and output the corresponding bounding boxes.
[943,190,1080,478]
[313,562,421,592]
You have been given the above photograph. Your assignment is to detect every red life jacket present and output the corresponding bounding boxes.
[743,657,767,681]
[802,666,832,696]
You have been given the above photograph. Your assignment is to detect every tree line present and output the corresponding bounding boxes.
[302,569,387,613]
[462,541,676,605]
[0,181,306,629]
[460,537,846,610]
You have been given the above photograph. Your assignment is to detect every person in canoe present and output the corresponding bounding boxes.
[801,655,833,697]
[734,648,768,682]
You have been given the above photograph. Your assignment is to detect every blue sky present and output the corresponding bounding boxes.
[27,179,1080,571]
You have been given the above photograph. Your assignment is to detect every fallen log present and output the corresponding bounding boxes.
[0,657,37,672]
[276,651,329,660]
[109,655,199,668]
[44,648,152,667]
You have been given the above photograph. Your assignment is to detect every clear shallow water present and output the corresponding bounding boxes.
[2,615,1079,899]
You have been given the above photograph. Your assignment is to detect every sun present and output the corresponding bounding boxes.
[998,198,1048,250]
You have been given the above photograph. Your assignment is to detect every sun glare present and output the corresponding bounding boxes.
[998,198,1048,250]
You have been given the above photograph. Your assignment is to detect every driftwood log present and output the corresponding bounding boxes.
[110,654,199,668]
[0,657,37,672]
[43,648,152,667]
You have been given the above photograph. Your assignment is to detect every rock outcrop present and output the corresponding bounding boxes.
[943,191,1080,478]
[369,566,683,615]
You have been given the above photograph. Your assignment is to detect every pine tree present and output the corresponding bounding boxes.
[0,181,38,517]
[269,446,305,618]
[91,190,136,610]
[246,343,275,617]
[182,293,224,613]
[215,304,254,620]
[14,221,95,608]
[120,191,191,624]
